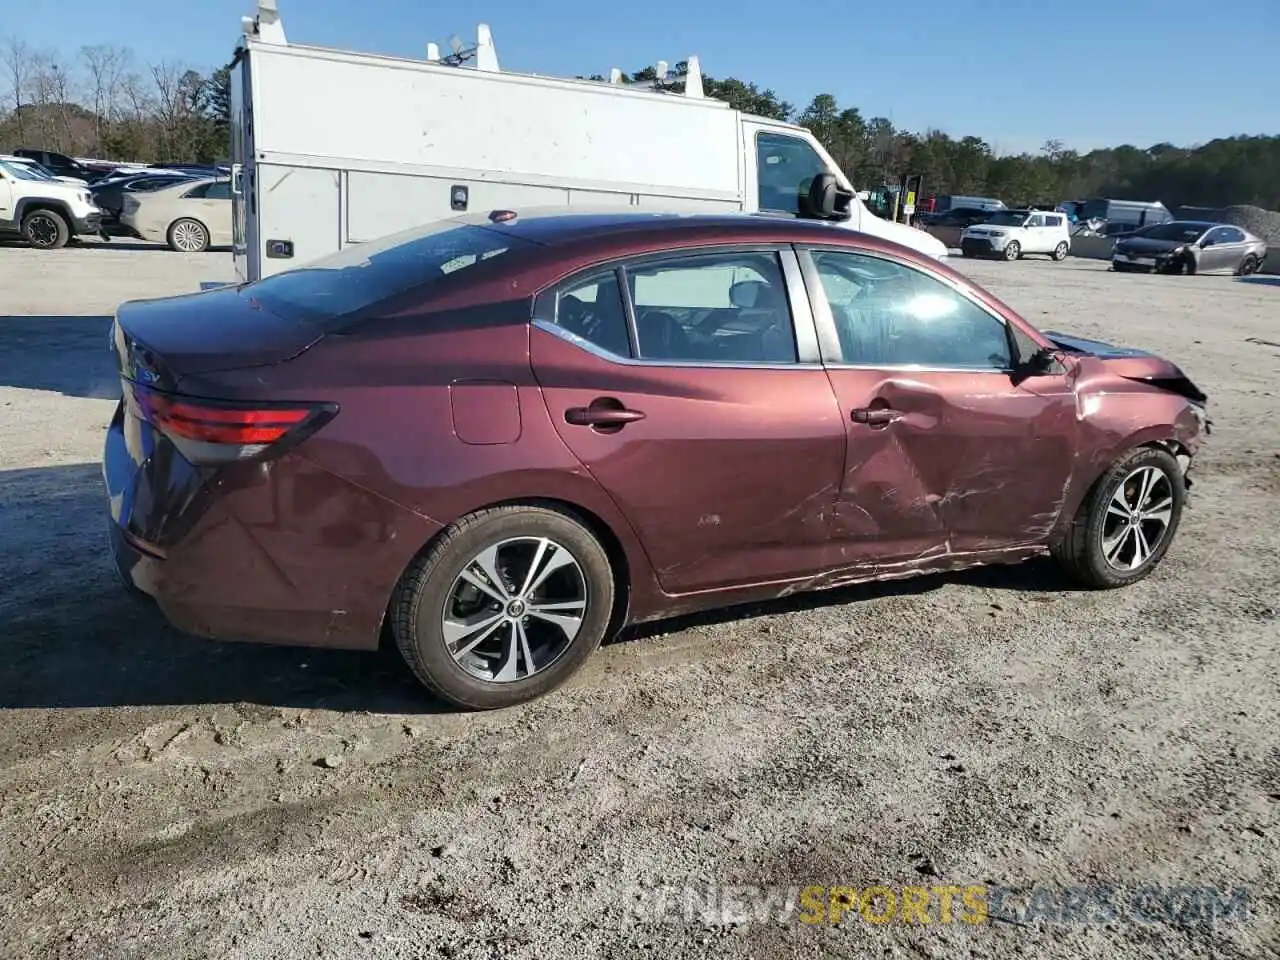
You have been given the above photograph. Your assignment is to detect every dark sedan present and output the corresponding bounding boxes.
[1112,220,1268,275]
[103,209,1210,709]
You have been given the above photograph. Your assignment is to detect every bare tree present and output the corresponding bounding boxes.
[81,44,131,153]
[1,35,35,142]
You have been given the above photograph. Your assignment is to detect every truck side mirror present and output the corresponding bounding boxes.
[801,173,853,222]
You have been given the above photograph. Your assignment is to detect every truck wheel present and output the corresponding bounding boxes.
[168,218,210,252]
[391,505,616,710]
[1051,446,1185,589]
[1051,241,1069,261]
[1003,240,1021,261]
[22,209,70,250]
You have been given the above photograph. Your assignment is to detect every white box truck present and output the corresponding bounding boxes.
[228,0,947,282]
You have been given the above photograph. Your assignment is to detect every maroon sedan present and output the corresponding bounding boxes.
[103,210,1210,709]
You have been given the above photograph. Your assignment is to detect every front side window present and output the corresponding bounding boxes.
[626,251,797,363]
[809,250,1012,370]
[756,132,829,216]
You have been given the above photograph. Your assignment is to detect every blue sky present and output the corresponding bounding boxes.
[8,0,1279,156]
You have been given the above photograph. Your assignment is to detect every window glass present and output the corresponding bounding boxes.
[204,181,232,200]
[1026,214,1045,227]
[625,251,797,363]
[1220,227,1245,243]
[1045,215,1063,227]
[756,132,829,216]
[244,222,533,328]
[182,182,210,199]
[554,271,633,358]
[810,250,1011,369]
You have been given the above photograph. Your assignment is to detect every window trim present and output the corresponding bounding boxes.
[795,244,1022,373]
[532,243,824,369]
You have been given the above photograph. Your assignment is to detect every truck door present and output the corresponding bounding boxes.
[229,52,258,282]
[741,123,834,219]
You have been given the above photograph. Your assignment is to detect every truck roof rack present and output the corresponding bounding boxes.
[239,1,704,96]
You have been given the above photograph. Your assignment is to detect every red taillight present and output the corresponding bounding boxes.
[126,382,335,462]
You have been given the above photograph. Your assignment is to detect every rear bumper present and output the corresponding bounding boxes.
[102,402,443,652]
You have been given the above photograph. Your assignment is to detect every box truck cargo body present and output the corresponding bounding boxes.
[229,1,947,282]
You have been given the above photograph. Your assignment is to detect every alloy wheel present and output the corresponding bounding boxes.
[171,220,208,252]
[1102,466,1174,571]
[442,536,588,683]
[26,215,58,249]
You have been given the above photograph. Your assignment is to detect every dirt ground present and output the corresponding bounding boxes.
[1,239,1277,960]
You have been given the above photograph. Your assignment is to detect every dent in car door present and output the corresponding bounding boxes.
[531,247,846,594]
[800,246,1078,567]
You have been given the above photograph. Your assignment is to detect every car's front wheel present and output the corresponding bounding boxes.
[22,209,70,250]
[1003,240,1021,261]
[1052,446,1186,588]
[392,505,615,710]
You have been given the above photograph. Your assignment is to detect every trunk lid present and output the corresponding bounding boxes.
[111,285,324,389]
[1044,330,1207,403]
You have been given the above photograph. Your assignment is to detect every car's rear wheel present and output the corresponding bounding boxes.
[168,218,209,252]
[1051,241,1069,261]
[1003,240,1021,261]
[1238,254,1260,276]
[1052,446,1185,588]
[22,209,70,250]
[392,505,615,710]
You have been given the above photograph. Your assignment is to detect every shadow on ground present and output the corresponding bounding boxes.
[1237,275,1280,287]
[0,315,118,398]
[1,462,1084,714]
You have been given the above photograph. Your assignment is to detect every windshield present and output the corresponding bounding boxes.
[0,159,48,182]
[1132,222,1209,242]
[985,211,1029,227]
[244,220,535,326]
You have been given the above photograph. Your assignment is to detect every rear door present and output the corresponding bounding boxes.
[531,244,846,594]
[799,244,1079,565]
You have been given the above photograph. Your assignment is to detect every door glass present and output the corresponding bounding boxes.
[626,251,797,363]
[554,271,634,358]
[755,132,829,216]
[1027,214,1045,227]
[182,183,211,199]
[810,250,1012,369]
[204,181,233,200]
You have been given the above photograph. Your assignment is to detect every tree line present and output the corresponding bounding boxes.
[3,36,1276,212]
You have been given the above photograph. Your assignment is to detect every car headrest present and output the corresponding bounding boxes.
[729,280,783,310]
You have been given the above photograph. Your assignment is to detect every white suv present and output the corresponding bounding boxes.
[0,158,103,249]
[960,209,1072,262]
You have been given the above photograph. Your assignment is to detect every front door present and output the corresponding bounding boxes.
[802,246,1078,567]
[531,245,846,594]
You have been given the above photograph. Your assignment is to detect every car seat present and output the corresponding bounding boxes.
[727,280,796,362]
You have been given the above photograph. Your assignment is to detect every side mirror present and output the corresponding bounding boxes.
[801,172,853,222]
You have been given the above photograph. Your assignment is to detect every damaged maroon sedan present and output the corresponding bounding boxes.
[103,210,1209,709]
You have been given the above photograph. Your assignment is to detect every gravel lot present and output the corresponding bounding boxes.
[1,240,1277,960]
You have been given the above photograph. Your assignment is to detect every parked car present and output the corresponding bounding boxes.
[118,176,232,251]
[1112,220,1268,276]
[920,207,995,229]
[0,157,102,248]
[103,209,1210,709]
[1076,198,1173,232]
[0,154,88,186]
[90,170,197,224]
[11,148,102,183]
[960,209,1072,261]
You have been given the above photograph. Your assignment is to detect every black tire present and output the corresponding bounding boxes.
[391,505,615,710]
[167,218,210,252]
[1003,240,1021,261]
[1238,254,1259,276]
[1051,446,1186,589]
[1180,253,1197,276]
[1051,241,1069,261]
[22,209,70,250]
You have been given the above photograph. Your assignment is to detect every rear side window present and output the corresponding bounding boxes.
[204,181,232,200]
[244,222,532,327]
[183,183,211,199]
[1045,215,1064,227]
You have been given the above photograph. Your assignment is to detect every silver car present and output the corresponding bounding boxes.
[1111,220,1268,276]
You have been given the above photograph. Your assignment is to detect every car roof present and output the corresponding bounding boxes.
[467,208,865,247]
